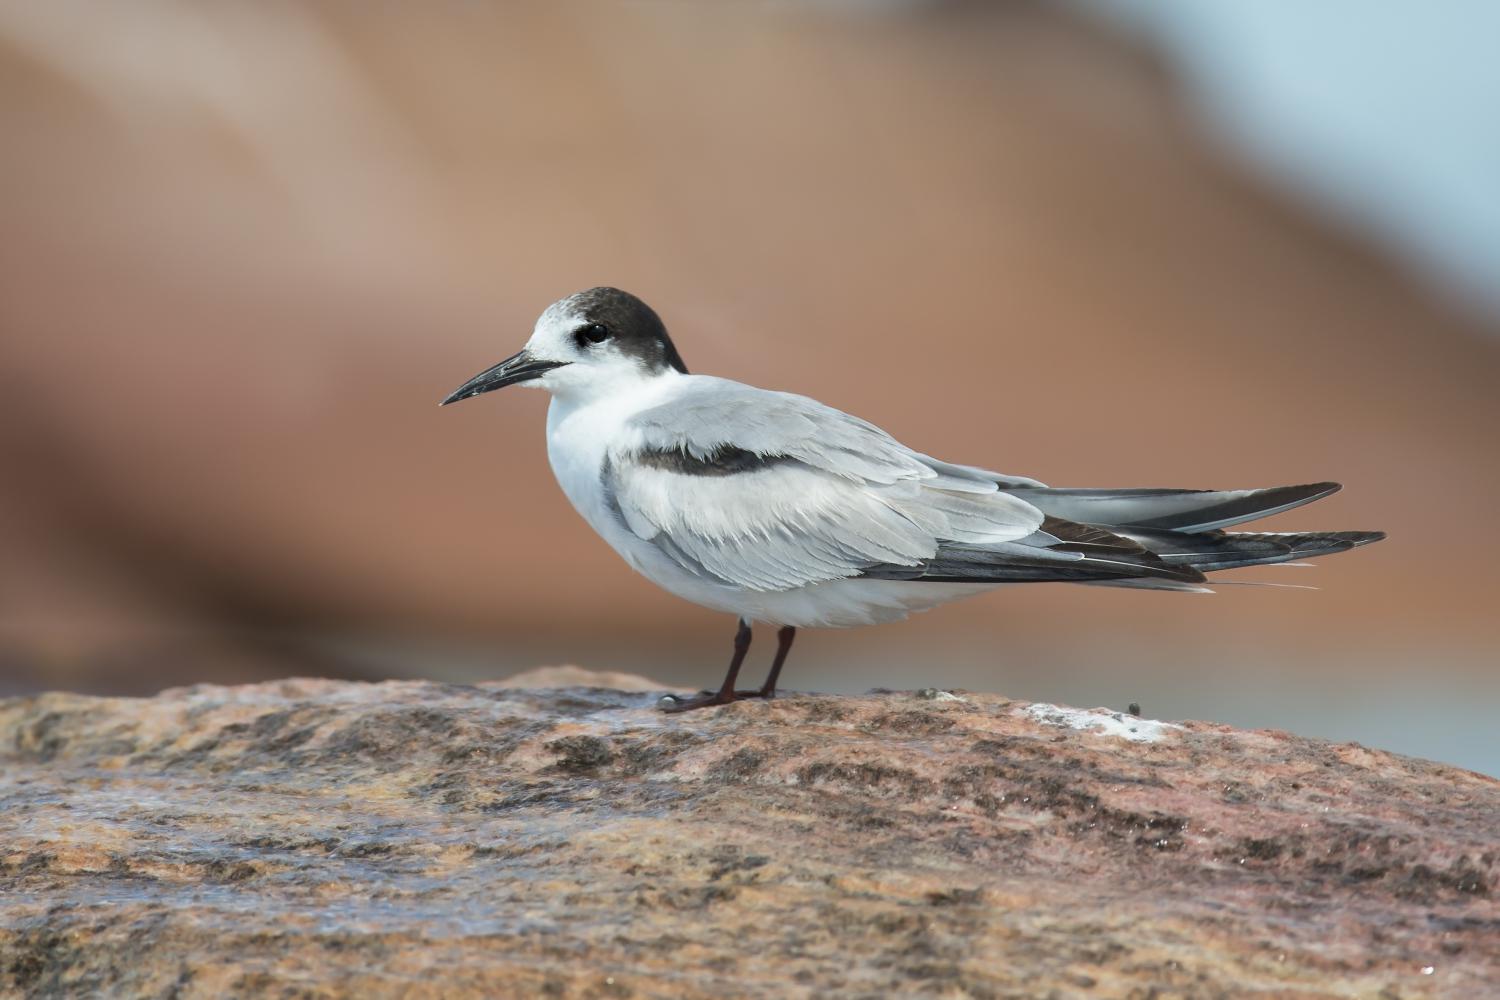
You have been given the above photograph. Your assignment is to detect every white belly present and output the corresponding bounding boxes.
[544,393,1001,628]
[717,578,1001,628]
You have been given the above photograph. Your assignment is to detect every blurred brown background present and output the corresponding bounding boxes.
[2,2,1496,773]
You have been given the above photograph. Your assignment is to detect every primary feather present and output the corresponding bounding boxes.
[1005,482,1343,532]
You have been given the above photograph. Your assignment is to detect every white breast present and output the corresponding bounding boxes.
[545,381,751,618]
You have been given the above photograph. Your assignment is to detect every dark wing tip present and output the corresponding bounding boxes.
[1276,482,1341,503]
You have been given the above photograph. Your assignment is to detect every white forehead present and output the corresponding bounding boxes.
[532,295,586,340]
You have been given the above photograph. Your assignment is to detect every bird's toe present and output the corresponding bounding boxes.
[657,690,742,714]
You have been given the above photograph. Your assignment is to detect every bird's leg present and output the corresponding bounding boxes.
[660,619,752,713]
[753,626,796,700]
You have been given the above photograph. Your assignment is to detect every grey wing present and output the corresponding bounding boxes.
[612,380,1375,592]
[908,451,1048,491]
[604,379,1047,592]
[627,377,1046,490]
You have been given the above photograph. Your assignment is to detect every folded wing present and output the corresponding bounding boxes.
[604,379,1046,592]
[606,378,1379,593]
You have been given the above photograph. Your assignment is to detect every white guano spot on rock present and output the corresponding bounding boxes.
[1024,703,1184,743]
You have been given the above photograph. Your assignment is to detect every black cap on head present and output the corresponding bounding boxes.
[565,287,688,375]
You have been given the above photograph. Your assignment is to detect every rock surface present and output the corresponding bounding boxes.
[2,675,1496,998]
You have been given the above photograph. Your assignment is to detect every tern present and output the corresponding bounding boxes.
[443,287,1383,712]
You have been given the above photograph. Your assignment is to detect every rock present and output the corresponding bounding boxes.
[492,665,673,692]
[2,674,1496,998]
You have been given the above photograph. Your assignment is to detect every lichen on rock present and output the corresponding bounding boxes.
[1,674,1496,997]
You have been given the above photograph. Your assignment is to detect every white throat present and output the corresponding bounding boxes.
[544,363,679,407]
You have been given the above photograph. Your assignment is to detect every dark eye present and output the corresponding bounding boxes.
[575,323,610,347]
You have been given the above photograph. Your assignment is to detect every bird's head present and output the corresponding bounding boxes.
[441,287,688,406]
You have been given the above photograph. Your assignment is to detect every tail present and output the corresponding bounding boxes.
[861,482,1384,588]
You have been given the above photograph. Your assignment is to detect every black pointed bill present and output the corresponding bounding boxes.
[440,350,570,405]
